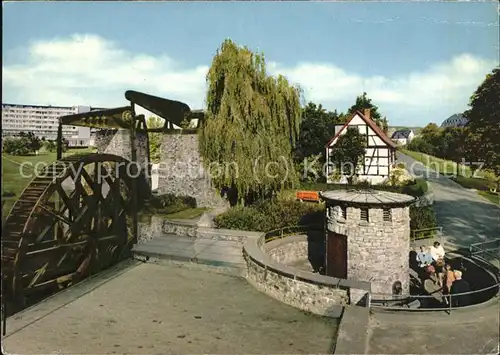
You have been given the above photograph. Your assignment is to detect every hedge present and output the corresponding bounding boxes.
[1,191,16,198]
[451,176,497,192]
[214,199,324,232]
[143,193,197,215]
[215,200,438,233]
[409,205,438,231]
[402,178,428,197]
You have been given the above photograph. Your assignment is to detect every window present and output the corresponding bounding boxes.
[341,206,347,219]
[383,208,392,222]
[360,208,369,222]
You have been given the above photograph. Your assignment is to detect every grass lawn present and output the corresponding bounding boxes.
[164,207,208,219]
[400,149,479,177]
[477,191,499,205]
[1,148,96,220]
[401,149,499,204]
[139,207,209,222]
[450,176,499,205]
[450,176,497,191]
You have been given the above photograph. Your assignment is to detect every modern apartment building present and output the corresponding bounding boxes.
[1,103,97,147]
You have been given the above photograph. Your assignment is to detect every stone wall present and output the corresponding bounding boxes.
[157,133,228,208]
[95,129,151,187]
[326,205,411,296]
[137,215,261,245]
[264,236,309,265]
[246,257,347,318]
[243,235,371,317]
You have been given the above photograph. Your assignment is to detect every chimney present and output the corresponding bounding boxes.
[364,108,371,121]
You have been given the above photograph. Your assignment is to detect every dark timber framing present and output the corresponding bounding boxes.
[325,110,397,182]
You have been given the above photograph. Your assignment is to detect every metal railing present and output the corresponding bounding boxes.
[263,224,322,243]
[469,239,500,261]
[258,225,499,314]
[372,245,499,314]
[370,282,499,313]
[411,227,443,241]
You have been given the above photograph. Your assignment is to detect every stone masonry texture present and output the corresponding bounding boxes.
[264,237,309,265]
[95,129,151,188]
[326,204,411,296]
[157,133,228,208]
[246,257,348,317]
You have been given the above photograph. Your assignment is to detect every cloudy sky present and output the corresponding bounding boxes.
[3,1,499,127]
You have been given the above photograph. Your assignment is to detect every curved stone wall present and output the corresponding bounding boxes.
[243,235,371,317]
[264,236,309,265]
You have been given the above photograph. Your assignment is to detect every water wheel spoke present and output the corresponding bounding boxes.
[79,168,102,198]
[55,183,78,216]
[38,204,72,225]
[23,272,78,295]
[2,153,143,314]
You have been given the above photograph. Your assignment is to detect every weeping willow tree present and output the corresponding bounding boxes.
[199,39,302,205]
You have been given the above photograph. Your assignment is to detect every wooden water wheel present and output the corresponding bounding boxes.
[1,153,145,313]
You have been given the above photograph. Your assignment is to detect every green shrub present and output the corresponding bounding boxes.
[1,191,16,198]
[410,205,438,231]
[42,140,57,152]
[402,178,428,197]
[452,176,496,192]
[3,137,32,155]
[214,199,324,232]
[145,193,197,214]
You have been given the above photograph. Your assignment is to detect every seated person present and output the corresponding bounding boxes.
[416,246,433,267]
[444,264,456,294]
[424,264,441,287]
[430,241,445,262]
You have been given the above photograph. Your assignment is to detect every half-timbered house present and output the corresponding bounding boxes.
[325,108,397,185]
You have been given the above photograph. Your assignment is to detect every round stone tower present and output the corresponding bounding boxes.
[319,189,415,297]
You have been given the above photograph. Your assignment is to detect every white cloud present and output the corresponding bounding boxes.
[3,34,209,109]
[2,33,496,126]
[269,53,495,109]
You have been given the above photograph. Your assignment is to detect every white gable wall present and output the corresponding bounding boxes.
[326,113,395,185]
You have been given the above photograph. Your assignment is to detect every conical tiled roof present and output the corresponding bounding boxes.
[319,189,416,207]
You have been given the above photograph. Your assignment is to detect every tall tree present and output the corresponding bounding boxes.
[463,127,484,176]
[406,136,435,156]
[199,39,302,205]
[329,127,367,184]
[348,92,388,132]
[294,102,339,163]
[441,126,467,176]
[464,68,500,176]
[419,123,443,156]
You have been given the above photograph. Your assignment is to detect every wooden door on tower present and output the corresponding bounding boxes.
[326,231,348,278]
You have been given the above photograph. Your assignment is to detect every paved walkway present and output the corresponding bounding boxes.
[367,302,499,354]
[3,260,339,354]
[397,152,499,251]
[361,153,500,354]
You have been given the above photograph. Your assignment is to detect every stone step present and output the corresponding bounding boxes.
[132,235,246,274]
